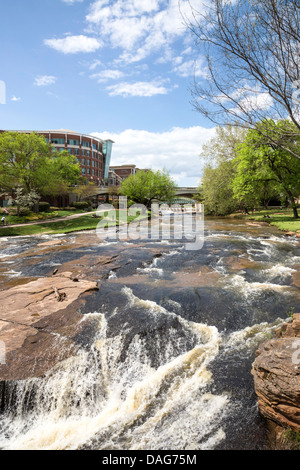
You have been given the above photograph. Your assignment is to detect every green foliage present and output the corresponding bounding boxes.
[72,201,90,210]
[233,120,300,218]
[201,160,240,216]
[200,125,247,166]
[0,132,81,198]
[38,202,51,212]
[199,124,261,215]
[119,169,177,208]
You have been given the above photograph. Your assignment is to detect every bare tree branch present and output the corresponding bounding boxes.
[182,0,300,159]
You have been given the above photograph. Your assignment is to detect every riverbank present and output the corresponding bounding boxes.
[0,210,148,237]
[231,208,300,236]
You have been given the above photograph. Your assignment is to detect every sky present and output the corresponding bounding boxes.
[0,0,217,186]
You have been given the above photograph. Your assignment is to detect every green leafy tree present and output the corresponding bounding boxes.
[201,160,240,216]
[0,132,52,193]
[0,132,80,206]
[40,151,81,198]
[199,125,252,215]
[119,170,177,208]
[233,122,300,218]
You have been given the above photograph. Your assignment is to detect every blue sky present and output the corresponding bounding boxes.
[0,0,217,186]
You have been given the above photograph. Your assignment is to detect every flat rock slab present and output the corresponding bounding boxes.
[0,272,98,327]
[0,273,98,381]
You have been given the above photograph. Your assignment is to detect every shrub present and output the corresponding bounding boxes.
[39,202,51,212]
[8,207,31,216]
[72,201,90,210]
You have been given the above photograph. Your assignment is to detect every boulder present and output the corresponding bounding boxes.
[252,314,300,446]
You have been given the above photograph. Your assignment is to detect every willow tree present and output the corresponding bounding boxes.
[183,0,300,160]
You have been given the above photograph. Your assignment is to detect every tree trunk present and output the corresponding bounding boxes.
[292,204,299,219]
[288,195,299,219]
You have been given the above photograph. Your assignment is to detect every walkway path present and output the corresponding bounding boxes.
[0,211,97,229]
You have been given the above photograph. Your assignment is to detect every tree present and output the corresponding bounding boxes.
[119,170,177,208]
[0,132,51,193]
[183,0,300,159]
[0,132,80,205]
[14,187,41,216]
[199,124,251,215]
[233,122,300,218]
[201,160,239,216]
[71,180,99,202]
[200,125,247,166]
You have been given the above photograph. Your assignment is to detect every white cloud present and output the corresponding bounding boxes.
[223,84,274,115]
[34,75,57,87]
[11,96,21,101]
[44,35,102,54]
[86,0,206,65]
[91,126,216,186]
[91,69,125,83]
[62,0,83,4]
[172,58,208,79]
[106,80,171,97]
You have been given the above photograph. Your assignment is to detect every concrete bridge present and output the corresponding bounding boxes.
[96,186,197,198]
[174,187,198,198]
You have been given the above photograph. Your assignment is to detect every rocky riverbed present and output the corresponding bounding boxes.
[0,218,299,450]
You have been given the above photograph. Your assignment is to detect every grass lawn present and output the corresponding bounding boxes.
[0,211,149,237]
[1,209,88,226]
[233,208,300,233]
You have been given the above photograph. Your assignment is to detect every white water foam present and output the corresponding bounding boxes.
[0,295,228,451]
[224,274,292,299]
[262,264,296,281]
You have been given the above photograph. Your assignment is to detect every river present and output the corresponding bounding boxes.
[0,216,299,450]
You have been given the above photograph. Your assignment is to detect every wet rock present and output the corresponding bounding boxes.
[252,314,300,444]
[37,240,65,247]
[0,273,98,381]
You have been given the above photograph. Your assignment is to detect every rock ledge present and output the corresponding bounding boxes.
[252,313,300,448]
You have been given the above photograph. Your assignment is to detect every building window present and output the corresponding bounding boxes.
[67,139,79,146]
[81,158,86,165]
[87,168,90,175]
[74,148,80,156]
[82,149,85,156]
[52,138,65,145]
[87,159,90,166]
[82,141,90,148]
[87,150,90,157]
[82,168,86,175]
[92,143,97,150]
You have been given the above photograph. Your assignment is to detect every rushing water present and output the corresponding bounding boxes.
[0,217,299,450]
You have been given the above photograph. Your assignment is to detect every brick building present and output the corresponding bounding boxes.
[109,165,149,184]
[0,129,114,186]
